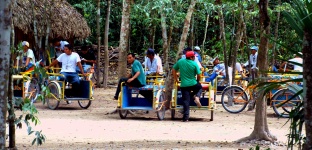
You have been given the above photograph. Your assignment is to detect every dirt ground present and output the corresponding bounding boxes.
[11,88,292,150]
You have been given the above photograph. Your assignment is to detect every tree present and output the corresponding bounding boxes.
[0,0,12,148]
[238,0,277,142]
[118,0,131,78]
[96,0,102,87]
[103,0,111,88]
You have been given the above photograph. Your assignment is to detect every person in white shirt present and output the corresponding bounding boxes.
[154,51,163,74]
[280,52,303,76]
[46,44,85,96]
[16,41,36,72]
[144,48,158,75]
[243,46,258,70]
[53,39,69,57]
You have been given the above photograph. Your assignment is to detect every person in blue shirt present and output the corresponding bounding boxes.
[194,46,202,63]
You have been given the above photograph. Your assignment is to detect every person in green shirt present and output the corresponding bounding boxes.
[172,51,202,122]
[114,53,146,100]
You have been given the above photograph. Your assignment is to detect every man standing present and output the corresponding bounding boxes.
[194,46,202,63]
[46,44,85,96]
[16,41,36,72]
[242,46,258,79]
[77,46,96,73]
[243,46,258,70]
[114,53,146,100]
[173,51,202,122]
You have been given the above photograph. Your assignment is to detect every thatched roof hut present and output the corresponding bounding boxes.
[13,0,91,40]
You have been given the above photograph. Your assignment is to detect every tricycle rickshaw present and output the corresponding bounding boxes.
[171,75,217,121]
[117,75,166,120]
[44,72,94,110]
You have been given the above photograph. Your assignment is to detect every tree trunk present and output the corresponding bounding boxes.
[96,0,102,87]
[118,0,131,78]
[202,14,210,50]
[30,0,39,51]
[238,0,276,142]
[302,25,312,150]
[271,0,281,67]
[217,0,229,83]
[0,0,11,148]
[103,0,111,88]
[175,0,197,60]
[231,1,244,85]
[164,0,197,107]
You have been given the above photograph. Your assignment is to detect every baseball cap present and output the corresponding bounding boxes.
[146,48,155,55]
[212,56,219,63]
[22,41,29,47]
[194,46,200,51]
[186,51,195,58]
[250,46,258,51]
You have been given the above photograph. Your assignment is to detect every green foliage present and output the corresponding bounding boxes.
[8,42,49,146]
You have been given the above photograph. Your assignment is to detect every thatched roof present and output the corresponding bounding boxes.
[13,0,91,40]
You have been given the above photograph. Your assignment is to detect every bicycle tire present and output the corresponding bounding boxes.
[46,82,61,110]
[221,86,248,113]
[156,90,166,120]
[271,89,301,118]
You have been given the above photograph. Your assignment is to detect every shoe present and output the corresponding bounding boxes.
[181,120,189,122]
[113,96,118,100]
[194,97,202,108]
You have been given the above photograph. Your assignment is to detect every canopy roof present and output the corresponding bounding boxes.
[13,0,91,40]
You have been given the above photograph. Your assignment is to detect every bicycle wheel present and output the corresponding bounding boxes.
[272,89,301,118]
[46,82,61,110]
[156,90,166,120]
[221,86,248,113]
[78,100,92,109]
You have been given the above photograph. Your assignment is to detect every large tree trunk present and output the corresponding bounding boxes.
[0,0,12,148]
[160,5,168,71]
[216,0,229,83]
[165,0,197,107]
[103,0,111,88]
[175,0,197,60]
[303,25,312,150]
[118,0,131,78]
[238,0,277,142]
[231,1,244,85]
[96,0,102,87]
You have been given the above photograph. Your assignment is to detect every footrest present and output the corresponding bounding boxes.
[130,85,154,90]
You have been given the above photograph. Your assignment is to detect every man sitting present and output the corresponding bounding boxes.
[144,48,158,75]
[46,44,85,96]
[16,41,36,72]
[76,46,96,73]
[114,53,146,100]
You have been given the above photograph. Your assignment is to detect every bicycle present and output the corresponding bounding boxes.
[220,75,302,117]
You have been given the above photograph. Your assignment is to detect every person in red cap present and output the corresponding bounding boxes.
[172,51,202,122]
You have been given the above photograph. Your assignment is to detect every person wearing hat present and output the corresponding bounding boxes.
[144,48,158,75]
[181,47,202,68]
[194,46,202,63]
[16,41,36,72]
[212,57,226,77]
[173,51,202,122]
[243,46,258,70]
